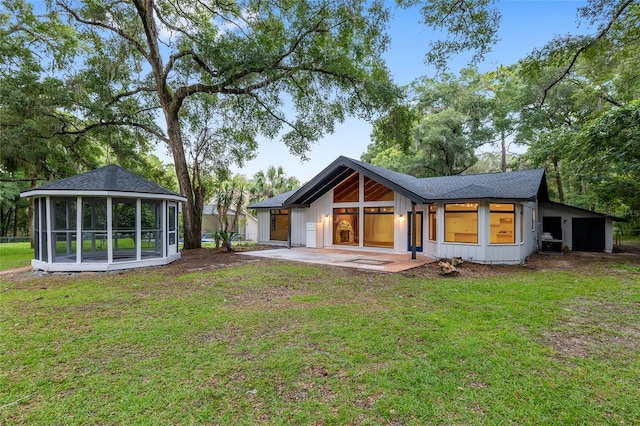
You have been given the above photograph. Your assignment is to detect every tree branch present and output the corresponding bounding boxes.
[540,0,634,105]
[56,0,151,62]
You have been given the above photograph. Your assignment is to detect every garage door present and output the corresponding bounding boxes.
[572,218,605,252]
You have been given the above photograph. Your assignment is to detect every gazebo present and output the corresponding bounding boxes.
[21,165,187,272]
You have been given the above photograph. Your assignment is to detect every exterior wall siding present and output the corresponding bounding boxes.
[255,191,543,264]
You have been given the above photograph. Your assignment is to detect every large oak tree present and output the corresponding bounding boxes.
[50,0,403,248]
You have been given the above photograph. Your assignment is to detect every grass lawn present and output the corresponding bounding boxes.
[0,242,32,271]
[1,252,639,424]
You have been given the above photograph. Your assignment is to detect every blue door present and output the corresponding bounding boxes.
[407,211,423,252]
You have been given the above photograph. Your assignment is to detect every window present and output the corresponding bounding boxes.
[532,209,536,231]
[364,176,394,201]
[428,204,437,241]
[270,209,289,241]
[489,203,515,244]
[364,207,394,248]
[444,203,478,243]
[333,207,359,245]
[333,172,359,203]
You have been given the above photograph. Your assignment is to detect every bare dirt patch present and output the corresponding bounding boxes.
[544,299,640,360]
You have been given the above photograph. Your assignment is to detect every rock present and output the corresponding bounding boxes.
[450,257,464,267]
[438,261,459,276]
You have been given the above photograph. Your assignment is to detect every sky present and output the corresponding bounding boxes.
[183,1,593,183]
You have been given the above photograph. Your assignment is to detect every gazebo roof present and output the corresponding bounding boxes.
[22,164,186,200]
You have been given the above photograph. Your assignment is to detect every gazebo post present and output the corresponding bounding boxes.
[136,199,142,261]
[76,196,82,264]
[107,197,113,264]
[45,196,53,265]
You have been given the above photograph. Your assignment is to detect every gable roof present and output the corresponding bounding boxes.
[21,164,186,200]
[249,156,548,209]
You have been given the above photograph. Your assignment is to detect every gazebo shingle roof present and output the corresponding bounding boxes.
[31,164,184,197]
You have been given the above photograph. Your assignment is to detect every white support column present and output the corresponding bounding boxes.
[136,199,142,261]
[162,200,167,258]
[66,200,72,254]
[37,198,43,261]
[45,196,53,264]
[76,196,82,263]
[107,197,113,264]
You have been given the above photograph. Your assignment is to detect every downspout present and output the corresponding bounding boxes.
[411,202,417,260]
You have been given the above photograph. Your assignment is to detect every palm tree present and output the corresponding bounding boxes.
[249,165,300,205]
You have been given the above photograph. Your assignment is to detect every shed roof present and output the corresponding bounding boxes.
[21,164,186,200]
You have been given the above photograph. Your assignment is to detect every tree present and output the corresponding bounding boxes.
[249,166,300,206]
[364,67,493,177]
[49,0,405,249]
[213,175,247,251]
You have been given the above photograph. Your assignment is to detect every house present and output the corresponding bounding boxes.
[249,156,619,265]
[201,205,258,241]
[21,164,187,272]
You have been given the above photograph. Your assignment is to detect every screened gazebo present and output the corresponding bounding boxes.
[21,165,187,272]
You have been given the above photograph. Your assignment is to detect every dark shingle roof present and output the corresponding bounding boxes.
[26,164,184,198]
[416,168,546,201]
[248,189,299,209]
[249,156,547,208]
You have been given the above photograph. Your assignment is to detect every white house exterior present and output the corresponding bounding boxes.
[250,157,618,265]
[21,165,187,272]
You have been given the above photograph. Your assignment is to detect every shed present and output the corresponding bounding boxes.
[21,165,187,272]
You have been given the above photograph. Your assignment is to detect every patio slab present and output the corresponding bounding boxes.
[239,247,434,272]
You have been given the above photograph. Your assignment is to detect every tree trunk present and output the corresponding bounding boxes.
[501,130,507,172]
[165,113,202,249]
[553,159,565,203]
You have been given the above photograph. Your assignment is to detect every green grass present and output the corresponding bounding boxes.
[1,258,639,424]
[0,242,32,271]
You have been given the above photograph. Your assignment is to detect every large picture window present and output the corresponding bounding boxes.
[270,209,288,241]
[444,203,478,243]
[364,207,394,248]
[428,204,437,241]
[490,203,515,244]
[333,207,359,245]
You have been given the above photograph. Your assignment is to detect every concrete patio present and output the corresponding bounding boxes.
[239,247,434,272]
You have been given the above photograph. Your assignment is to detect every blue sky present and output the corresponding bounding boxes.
[224,0,592,183]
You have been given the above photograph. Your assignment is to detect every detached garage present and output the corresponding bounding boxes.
[539,201,618,253]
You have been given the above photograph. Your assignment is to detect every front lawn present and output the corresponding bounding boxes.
[1,253,639,424]
[0,242,32,271]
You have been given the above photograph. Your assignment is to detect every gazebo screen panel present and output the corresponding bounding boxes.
[113,199,137,262]
[81,198,108,262]
[141,200,163,258]
[52,198,77,263]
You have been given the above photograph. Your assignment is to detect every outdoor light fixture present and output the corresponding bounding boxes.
[399,214,404,221]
